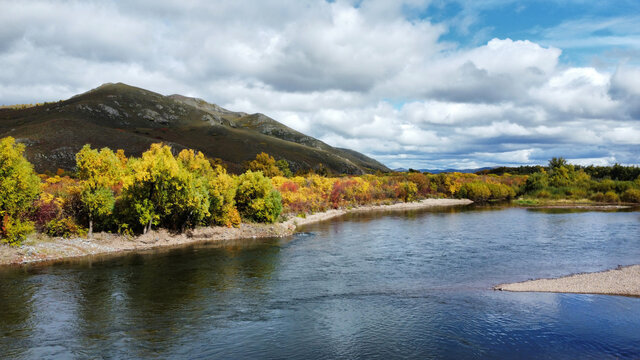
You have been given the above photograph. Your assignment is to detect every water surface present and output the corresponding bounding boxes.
[1,206,639,359]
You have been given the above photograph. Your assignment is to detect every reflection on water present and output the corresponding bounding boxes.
[1,206,639,359]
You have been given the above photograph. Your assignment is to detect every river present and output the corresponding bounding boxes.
[1,206,639,359]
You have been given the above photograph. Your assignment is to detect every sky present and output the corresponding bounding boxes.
[1,0,640,169]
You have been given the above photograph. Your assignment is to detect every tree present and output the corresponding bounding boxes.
[548,157,567,170]
[549,165,571,188]
[76,145,124,189]
[235,170,282,223]
[122,144,211,233]
[397,181,418,202]
[0,137,41,244]
[75,145,123,237]
[177,149,239,227]
[247,152,283,177]
[276,159,293,177]
[116,149,128,167]
[80,187,115,236]
[207,167,239,227]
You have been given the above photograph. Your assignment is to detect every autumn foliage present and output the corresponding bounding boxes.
[0,137,41,244]
[2,139,639,246]
[272,171,522,215]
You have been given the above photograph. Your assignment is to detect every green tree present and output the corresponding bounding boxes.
[235,170,282,223]
[548,157,567,170]
[80,187,115,237]
[0,137,41,244]
[276,159,293,177]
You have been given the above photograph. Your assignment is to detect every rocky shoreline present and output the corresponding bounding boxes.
[0,198,473,267]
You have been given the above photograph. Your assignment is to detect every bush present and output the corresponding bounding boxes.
[407,172,433,197]
[615,181,634,193]
[275,159,293,178]
[45,217,87,238]
[329,178,371,208]
[536,190,551,199]
[1,216,34,245]
[248,191,283,223]
[32,195,64,229]
[590,192,606,202]
[621,188,640,203]
[396,181,418,202]
[487,183,516,200]
[523,171,548,193]
[458,182,491,202]
[235,171,283,223]
[604,191,620,203]
[564,187,587,199]
[591,179,616,193]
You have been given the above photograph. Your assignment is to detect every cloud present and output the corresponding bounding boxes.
[529,67,619,118]
[471,149,535,163]
[536,15,640,50]
[0,0,639,169]
[609,65,640,118]
[374,38,561,103]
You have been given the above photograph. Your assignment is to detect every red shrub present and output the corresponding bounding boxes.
[31,200,62,229]
[279,181,299,193]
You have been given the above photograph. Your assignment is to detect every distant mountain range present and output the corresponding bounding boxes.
[393,167,495,174]
[0,83,390,174]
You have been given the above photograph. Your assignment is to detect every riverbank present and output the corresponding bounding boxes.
[494,265,640,297]
[0,198,473,267]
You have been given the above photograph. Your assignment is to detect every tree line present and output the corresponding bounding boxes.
[519,157,640,203]
[1,136,639,246]
[480,161,640,181]
[1,137,282,245]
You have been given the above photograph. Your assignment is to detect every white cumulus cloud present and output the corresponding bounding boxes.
[0,0,639,169]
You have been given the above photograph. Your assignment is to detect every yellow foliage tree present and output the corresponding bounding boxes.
[75,145,124,237]
[247,152,283,177]
[0,137,41,244]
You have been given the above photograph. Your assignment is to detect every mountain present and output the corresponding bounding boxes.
[393,167,496,173]
[0,83,390,174]
[421,167,495,174]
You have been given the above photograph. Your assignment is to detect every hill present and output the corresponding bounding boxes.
[0,83,390,174]
[393,167,495,174]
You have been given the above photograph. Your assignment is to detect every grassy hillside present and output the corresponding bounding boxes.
[0,83,390,174]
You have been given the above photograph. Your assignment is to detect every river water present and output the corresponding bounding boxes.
[1,206,639,359]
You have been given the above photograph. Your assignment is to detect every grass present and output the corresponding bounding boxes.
[512,197,622,207]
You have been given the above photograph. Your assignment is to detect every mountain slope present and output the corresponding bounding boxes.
[0,83,390,174]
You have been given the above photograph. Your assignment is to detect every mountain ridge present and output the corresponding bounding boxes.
[0,83,390,174]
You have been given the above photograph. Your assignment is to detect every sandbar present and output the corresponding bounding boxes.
[494,265,640,297]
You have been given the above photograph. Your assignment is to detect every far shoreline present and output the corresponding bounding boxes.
[0,198,473,268]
